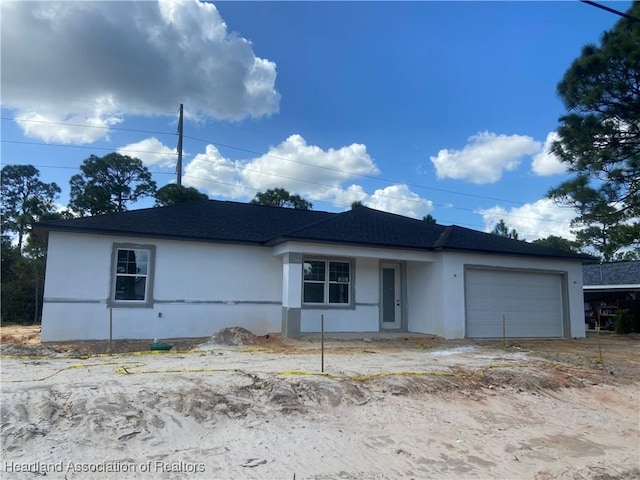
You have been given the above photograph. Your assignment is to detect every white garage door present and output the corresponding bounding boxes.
[465,269,564,338]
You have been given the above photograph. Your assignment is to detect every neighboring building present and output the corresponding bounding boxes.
[36,200,591,342]
[583,261,640,329]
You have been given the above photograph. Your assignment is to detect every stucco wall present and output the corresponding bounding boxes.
[41,232,283,341]
[406,260,442,335]
[42,232,586,341]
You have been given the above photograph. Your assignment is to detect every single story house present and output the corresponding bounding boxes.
[583,261,640,329]
[36,200,592,342]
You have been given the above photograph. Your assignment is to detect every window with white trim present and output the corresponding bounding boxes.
[109,244,155,307]
[303,259,351,305]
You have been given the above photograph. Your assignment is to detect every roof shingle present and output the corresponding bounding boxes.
[583,261,640,286]
[35,200,591,261]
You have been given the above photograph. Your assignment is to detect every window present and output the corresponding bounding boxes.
[109,244,155,307]
[303,259,351,305]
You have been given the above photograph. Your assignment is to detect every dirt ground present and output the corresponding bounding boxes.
[1,325,639,479]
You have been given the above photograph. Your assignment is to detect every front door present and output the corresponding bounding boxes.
[381,263,402,329]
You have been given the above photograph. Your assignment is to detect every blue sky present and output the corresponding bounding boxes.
[0,1,631,240]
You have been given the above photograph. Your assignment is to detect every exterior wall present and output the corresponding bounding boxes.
[406,260,442,336]
[42,232,586,341]
[41,232,282,341]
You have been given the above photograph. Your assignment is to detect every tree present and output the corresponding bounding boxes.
[1,235,39,325]
[423,214,437,224]
[1,165,60,251]
[491,219,520,240]
[549,2,640,261]
[250,188,312,210]
[350,200,365,209]
[532,235,580,253]
[1,254,37,324]
[155,184,208,206]
[68,153,157,216]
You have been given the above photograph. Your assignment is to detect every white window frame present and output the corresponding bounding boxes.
[302,258,352,306]
[108,243,155,308]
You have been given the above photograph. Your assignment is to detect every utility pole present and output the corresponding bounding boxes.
[176,103,184,186]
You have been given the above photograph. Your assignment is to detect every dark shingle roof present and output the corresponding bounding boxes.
[583,261,640,286]
[35,200,590,261]
[267,206,448,249]
[35,200,334,244]
[432,225,589,259]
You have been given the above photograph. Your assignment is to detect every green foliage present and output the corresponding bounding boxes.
[423,214,437,224]
[0,250,39,325]
[69,153,157,216]
[614,309,633,334]
[250,188,312,210]
[532,235,580,253]
[491,219,520,240]
[1,164,60,250]
[549,3,640,261]
[25,211,64,259]
[614,248,640,261]
[1,237,20,284]
[350,200,365,210]
[155,184,208,206]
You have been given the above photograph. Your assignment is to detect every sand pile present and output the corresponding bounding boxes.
[198,327,259,348]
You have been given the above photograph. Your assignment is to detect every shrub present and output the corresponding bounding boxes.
[614,309,633,334]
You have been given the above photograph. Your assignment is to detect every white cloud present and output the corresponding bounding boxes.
[430,131,541,184]
[242,135,379,198]
[179,135,432,218]
[365,185,433,219]
[531,131,567,176]
[118,138,177,168]
[477,198,576,241]
[2,0,279,143]
[327,184,369,207]
[14,98,122,144]
[183,144,247,198]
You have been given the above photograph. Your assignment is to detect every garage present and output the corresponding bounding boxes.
[465,268,564,338]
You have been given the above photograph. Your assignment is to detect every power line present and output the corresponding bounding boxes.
[20,155,572,231]
[2,133,539,214]
[1,116,176,138]
[24,163,560,237]
[2,130,569,225]
[580,1,640,23]
[2,138,567,224]
[184,134,529,206]
[5,114,533,206]
[2,139,177,158]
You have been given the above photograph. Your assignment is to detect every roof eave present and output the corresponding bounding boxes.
[44,226,265,246]
[433,245,594,262]
[265,235,434,252]
[583,284,640,291]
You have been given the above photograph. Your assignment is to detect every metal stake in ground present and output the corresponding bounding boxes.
[109,308,113,354]
[321,314,324,373]
[502,314,506,347]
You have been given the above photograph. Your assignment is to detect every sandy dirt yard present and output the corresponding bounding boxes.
[1,326,639,480]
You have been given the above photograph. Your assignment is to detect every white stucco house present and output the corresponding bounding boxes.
[36,200,591,342]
